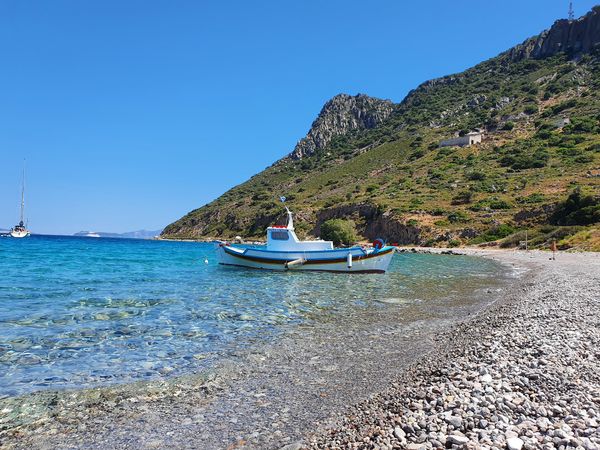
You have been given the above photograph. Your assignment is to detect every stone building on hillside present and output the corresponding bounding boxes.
[554,117,571,129]
[439,131,483,148]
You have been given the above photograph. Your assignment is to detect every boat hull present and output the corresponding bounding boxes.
[10,230,29,238]
[215,244,395,273]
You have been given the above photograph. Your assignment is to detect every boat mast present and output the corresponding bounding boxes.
[20,161,25,224]
[279,195,294,230]
[284,206,294,230]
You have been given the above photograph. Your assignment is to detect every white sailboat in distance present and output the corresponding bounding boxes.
[10,163,30,238]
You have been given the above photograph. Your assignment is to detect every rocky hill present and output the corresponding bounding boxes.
[289,94,394,160]
[162,7,600,249]
[509,6,600,60]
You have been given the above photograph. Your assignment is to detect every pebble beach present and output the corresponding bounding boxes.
[1,249,598,449]
[308,250,600,449]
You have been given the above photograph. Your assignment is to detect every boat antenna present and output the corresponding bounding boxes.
[568,1,574,20]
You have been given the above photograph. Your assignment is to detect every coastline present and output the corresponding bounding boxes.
[0,250,598,449]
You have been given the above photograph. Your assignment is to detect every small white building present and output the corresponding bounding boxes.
[554,117,571,129]
[439,131,483,148]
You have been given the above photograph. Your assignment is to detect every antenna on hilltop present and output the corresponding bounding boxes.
[568,1,575,20]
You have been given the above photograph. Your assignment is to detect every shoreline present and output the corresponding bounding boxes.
[0,250,598,449]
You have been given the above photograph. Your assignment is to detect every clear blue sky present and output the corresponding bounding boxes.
[1,0,597,234]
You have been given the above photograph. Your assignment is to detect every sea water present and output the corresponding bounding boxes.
[0,235,505,397]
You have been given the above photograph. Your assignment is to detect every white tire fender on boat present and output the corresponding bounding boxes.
[285,257,306,269]
[347,252,352,269]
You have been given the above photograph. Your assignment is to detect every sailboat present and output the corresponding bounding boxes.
[10,164,30,238]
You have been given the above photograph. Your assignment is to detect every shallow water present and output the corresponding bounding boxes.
[0,235,505,397]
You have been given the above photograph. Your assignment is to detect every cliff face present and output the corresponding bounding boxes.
[289,94,394,159]
[314,204,421,245]
[509,6,600,60]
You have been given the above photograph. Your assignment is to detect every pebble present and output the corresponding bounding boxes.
[480,373,493,383]
[393,426,406,440]
[447,434,470,445]
[507,436,524,450]
[446,415,463,429]
[279,442,303,450]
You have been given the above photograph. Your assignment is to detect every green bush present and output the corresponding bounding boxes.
[500,149,549,170]
[524,105,538,115]
[466,171,486,181]
[410,149,426,160]
[488,199,513,210]
[586,143,600,152]
[451,191,474,205]
[323,197,344,208]
[448,239,461,248]
[550,189,600,226]
[564,117,599,134]
[409,198,424,208]
[470,224,516,244]
[544,99,578,117]
[320,219,358,246]
[436,147,454,158]
[499,230,528,248]
[447,211,470,223]
[558,147,584,157]
[251,191,271,201]
[502,121,515,131]
[535,128,553,139]
[517,193,546,204]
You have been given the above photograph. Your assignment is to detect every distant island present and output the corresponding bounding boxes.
[73,229,163,239]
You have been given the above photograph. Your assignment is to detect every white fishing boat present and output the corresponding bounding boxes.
[10,164,30,239]
[215,204,394,273]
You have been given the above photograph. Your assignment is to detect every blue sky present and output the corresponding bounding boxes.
[1,0,597,235]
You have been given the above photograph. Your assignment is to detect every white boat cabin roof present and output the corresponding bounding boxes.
[266,208,333,251]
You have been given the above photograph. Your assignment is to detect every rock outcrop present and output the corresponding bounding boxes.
[508,6,600,61]
[314,204,420,245]
[289,94,394,159]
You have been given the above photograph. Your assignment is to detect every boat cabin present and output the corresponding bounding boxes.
[266,208,333,251]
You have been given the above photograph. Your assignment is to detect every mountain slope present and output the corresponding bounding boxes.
[162,7,600,245]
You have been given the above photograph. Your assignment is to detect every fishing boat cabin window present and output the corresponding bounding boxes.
[270,230,289,240]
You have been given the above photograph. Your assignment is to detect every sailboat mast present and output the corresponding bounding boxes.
[20,162,25,223]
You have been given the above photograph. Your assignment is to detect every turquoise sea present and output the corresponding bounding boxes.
[0,235,506,397]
